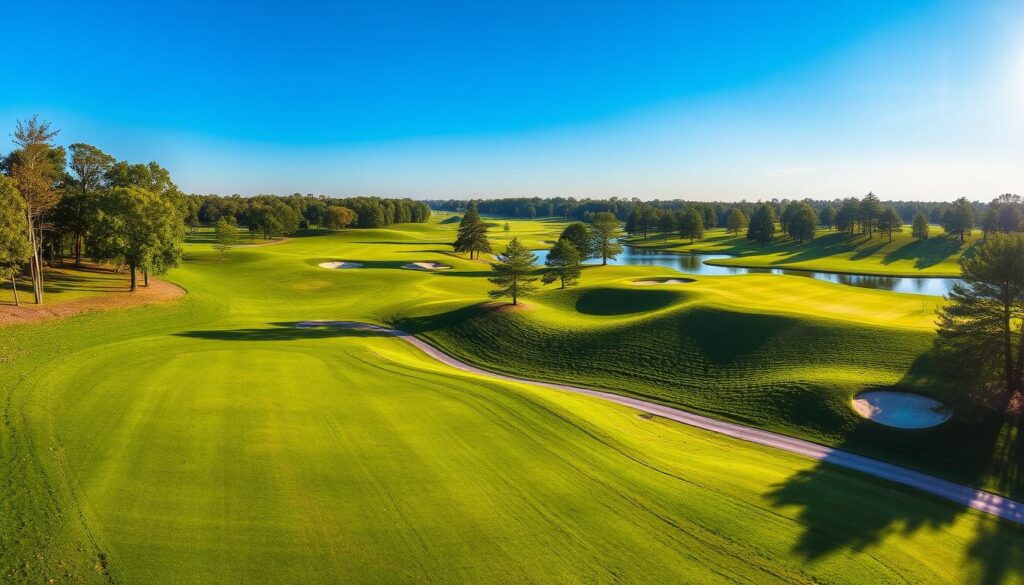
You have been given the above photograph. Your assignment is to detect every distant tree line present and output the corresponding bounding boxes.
[184,194,430,239]
[427,195,1023,237]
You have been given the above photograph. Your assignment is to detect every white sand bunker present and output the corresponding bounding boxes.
[852,391,951,429]
[632,278,695,286]
[402,261,451,271]
[318,261,363,269]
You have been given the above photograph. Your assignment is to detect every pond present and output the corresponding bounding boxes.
[530,246,960,297]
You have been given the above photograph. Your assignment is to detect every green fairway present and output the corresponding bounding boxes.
[627,225,976,277]
[2,216,1022,584]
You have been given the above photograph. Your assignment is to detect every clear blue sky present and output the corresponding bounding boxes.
[2,0,1022,200]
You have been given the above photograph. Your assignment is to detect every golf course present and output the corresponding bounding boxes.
[2,215,1022,584]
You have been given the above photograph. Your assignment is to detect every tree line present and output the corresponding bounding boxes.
[429,194,1023,238]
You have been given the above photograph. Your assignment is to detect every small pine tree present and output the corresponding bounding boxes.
[503,222,511,238]
[541,238,582,289]
[488,237,538,305]
[912,212,930,241]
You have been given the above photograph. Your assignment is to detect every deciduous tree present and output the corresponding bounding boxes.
[677,208,704,243]
[213,216,239,260]
[747,204,777,248]
[589,212,623,265]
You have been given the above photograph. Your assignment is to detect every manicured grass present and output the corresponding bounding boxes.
[628,225,976,277]
[1,215,1021,583]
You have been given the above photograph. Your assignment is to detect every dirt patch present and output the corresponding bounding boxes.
[0,277,185,328]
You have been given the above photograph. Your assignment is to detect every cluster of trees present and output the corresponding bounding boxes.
[187,193,430,235]
[0,117,187,302]
[623,202,713,242]
[451,202,626,303]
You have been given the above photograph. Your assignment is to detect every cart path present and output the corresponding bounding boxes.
[297,320,1024,526]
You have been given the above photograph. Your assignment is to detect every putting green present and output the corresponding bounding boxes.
[2,216,1021,584]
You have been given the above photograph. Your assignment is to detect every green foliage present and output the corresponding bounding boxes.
[453,201,492,259]
[787,203,818,244]
[937,233,1024,411]
[912,212,930,241]
[0,177,31,297]
[860,192,883,237]
[541,238,582,289]
[877,206,902,242]
[559,222,591,259]
[726,207,749,234]
[589,212,623,265]
[677,208,705,243]
[488,237,538,304]
[657,211,677,241]
[324,205,356,232]
[89,187,186,290]
[747,204,777,247]
[213,216,240,260]
[943,197,976,242]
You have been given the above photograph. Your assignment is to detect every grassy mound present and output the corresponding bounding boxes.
[563,287,685,315]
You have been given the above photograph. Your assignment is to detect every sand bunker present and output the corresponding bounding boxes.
[852,391,951,429]
[402,262,451,271]
[631,278,695,285]
[318,261,363,269]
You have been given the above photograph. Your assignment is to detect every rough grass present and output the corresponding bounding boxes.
[1,215,1021,584]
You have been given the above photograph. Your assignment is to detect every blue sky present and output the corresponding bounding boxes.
[2,0,1023,200]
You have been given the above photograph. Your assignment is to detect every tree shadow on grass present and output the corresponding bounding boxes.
[174,321,395,342]
[881,236,969,270]
[765,383,1024,583]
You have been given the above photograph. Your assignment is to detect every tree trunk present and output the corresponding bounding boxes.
[25,207,42,304]
[129,262,137,292]
[144,269,149,287]
[11,276,18,307]
[74,234,82,265]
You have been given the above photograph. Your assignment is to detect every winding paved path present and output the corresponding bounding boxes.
[298,320,1024,526]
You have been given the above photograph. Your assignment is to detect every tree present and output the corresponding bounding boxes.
[213,216,239,260]
[453,201,491,259]
[657,211,677,241]
[788,203,818,244]
[488,237,538,305]
[503,222,511,238]
[0,177,31,305]
[541,238,582,289]
[835,198,860,234]
[820,206,837,230]
[89,187,185,291]
[589,212,623,265]
[725,208,748,235]
[943,197,975,242]
[860,192,882,237]
[936,233,1024,413]
[747,204,777,247]
[559,222,591,259]
[324,206,356,232]
[878,206,902,242]
[58,143,115,265]
[911,212,930,241]
[4,116,65,303]
[677,208,704,243]
[984,194,1023,235]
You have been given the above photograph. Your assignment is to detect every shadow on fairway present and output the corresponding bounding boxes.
[881,236,971,269]
[174,322,394,341]
[766,408,1024,584]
